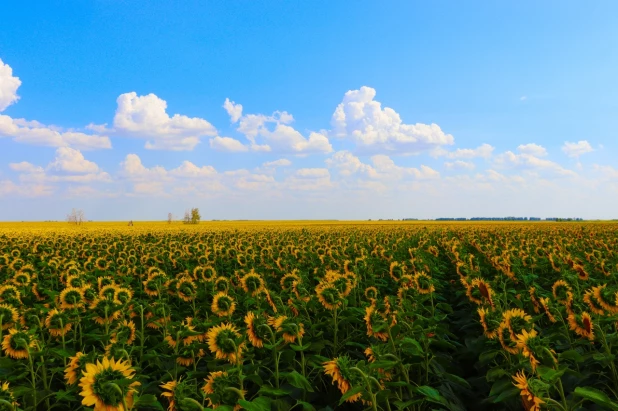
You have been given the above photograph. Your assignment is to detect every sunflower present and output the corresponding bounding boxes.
[110,320,136,345]
[113,287,133,305]
[60,287,85,310]
[194,265,216,283]
[66,274,85,289]
[79,357,140,411]
[514,329,541,371]
[552,280,572,305]
[2,328,36,359]
[143,271,167,297]
[497,322,520,355]
[211,292,236,317]
[0,304,18,330]
[90,298,122,325]
[164,321,197,349]
[45,308,72,337]
[316,283,343,311]
[538,297,557,323]
[160,380,178,411]
[0,285,21,305]
[502,308,533,340]
[323,356,362,403]
[592,285,618,314]
[176,278,197,302]
[268,315,305,344]
[528,287,541,314]
[512,371,544,411]
[240,271,265,296]
[466,278,494,307]
[206,323,244,364]
[12,270,31,287]
[414,272,435,295]
[583,289,605,316]
[477,307,499,339]
[0,381,18,408]
[364,286,378,302]
[280,272,301,291]
[364,305,389,342]
[65,352,86,385]
[244,311,270,348]
[567,311,594,341]
[202,371,245,410]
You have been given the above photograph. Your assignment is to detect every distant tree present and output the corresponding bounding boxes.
[191,208,201,224]
[183,208,201,224]
[168,212,173,224]
[66,208,85,225]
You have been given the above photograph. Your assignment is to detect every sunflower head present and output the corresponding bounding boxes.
[160,378,198,411]
[0,304,19,330]
[244,312,270,348]
[214,277,230,293]
[202,371,245,409]
[323,356,364,402]
[280,273,301,291]
[45,308,72,337]
[364,286,378,302]
[414,272,436,295]
[0,380,18,408]
[60,287,85,309]
[79,357,140,411]
[176,278,197,302]
[211,292,236,317]
[316,283,343,311]
[206,323,244,364]
[2,328,37,359]
[241,272,265,296]
[110,320,137,345]
[65,351,94,385]
[114,287,133,305]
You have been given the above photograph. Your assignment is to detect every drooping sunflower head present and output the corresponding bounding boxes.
[477,307,501,339]
[12,270,31,287]
[60,286,85,309]
[0,380,18,408]
[81,285,98,305]
[512,371,544,411]
[78,357,140,411]
[45,308,72,337]
[364,286,378,302]
[65,351,90,385]
[160,378,199,411]
[323,356,363,402]
[194,266,216,283]
[89,298,122,325]
[244,311,270,348]
[2,328,36,359]
[568,311,595,341]
[280,273,301,291]
[268,315,305,344]
[176,278,197,302]
[0,285,21,306]
[240,272,265,296]
[503,308,533,339]
[0,304,19,330]
[211,292,236,317]
[110,320,137,345]
[214,277,230,293]
[316,283,343,311]
[414,272,435,295]
[20,307,42,329]
[514,329,543,371]
[114,287,133,305]
[364,305,389,342]
[552,280,572,305]
[206,323,244,364]
[202,371,245,409]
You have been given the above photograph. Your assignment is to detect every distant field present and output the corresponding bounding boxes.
[0,222,616,410]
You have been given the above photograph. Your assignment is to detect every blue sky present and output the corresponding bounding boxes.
[1,1,617,220]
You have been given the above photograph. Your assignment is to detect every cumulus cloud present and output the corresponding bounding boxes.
[517,143,547,157]
[494,150,576,177]
[209,136,250,152]
[262,159,292,168]
[435,143,494,159]
[169,161,217,178]
[331,86,453,153]
[48,147,100,173]
[232,106,332,154]
[113,92,217,150]
[0,58,21,112]
[223,98,243,123]
[562,140,594,158]
[445,160,475,170]
[284,168,334,191]
[9,161,44,173]
[120,154,169,181]
[327,150,439,181]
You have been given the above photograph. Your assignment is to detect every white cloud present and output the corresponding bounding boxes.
[284,168,334,191]
[48,147,100,173]
[262,159,292,168]
[593,165,618,180]
[223,98,243,123]
[209,136,249,152]
[331,86,454,153]
[0,115,112,150]
[517,143,547,157]
[0,59,21,112]
[295,168,330,178]
[445,160,475,170]
[327,150,439,181]
[169,161,217,178]
[113,92,217,151]
[494,150,576,177]
[120,154,169,181]
[9,161,44,173]
[234,107,332,154]
[562,140,594,158]
[435,143,494,159]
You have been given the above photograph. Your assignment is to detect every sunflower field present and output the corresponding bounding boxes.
[0,221,617,411]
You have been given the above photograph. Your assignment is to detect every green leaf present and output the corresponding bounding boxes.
[295,400,316,411]
[536,366,567,383]
[489,379,513,398]
[133,394,165,410]
[574,387,618,410]
[436,303,453,313]
[258,386,292,397]
[414,386,449,406]
[492,387,520,403]
[290,343,311,351]
[486,367,509,382]
[285,371,314,392]
[479,350,500,366]
[559,349,586,363]
[339,386,364,405]
[368,360,399,371]
[401,338,424,356]
[238,397,273,411]
[442,372,471,389]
